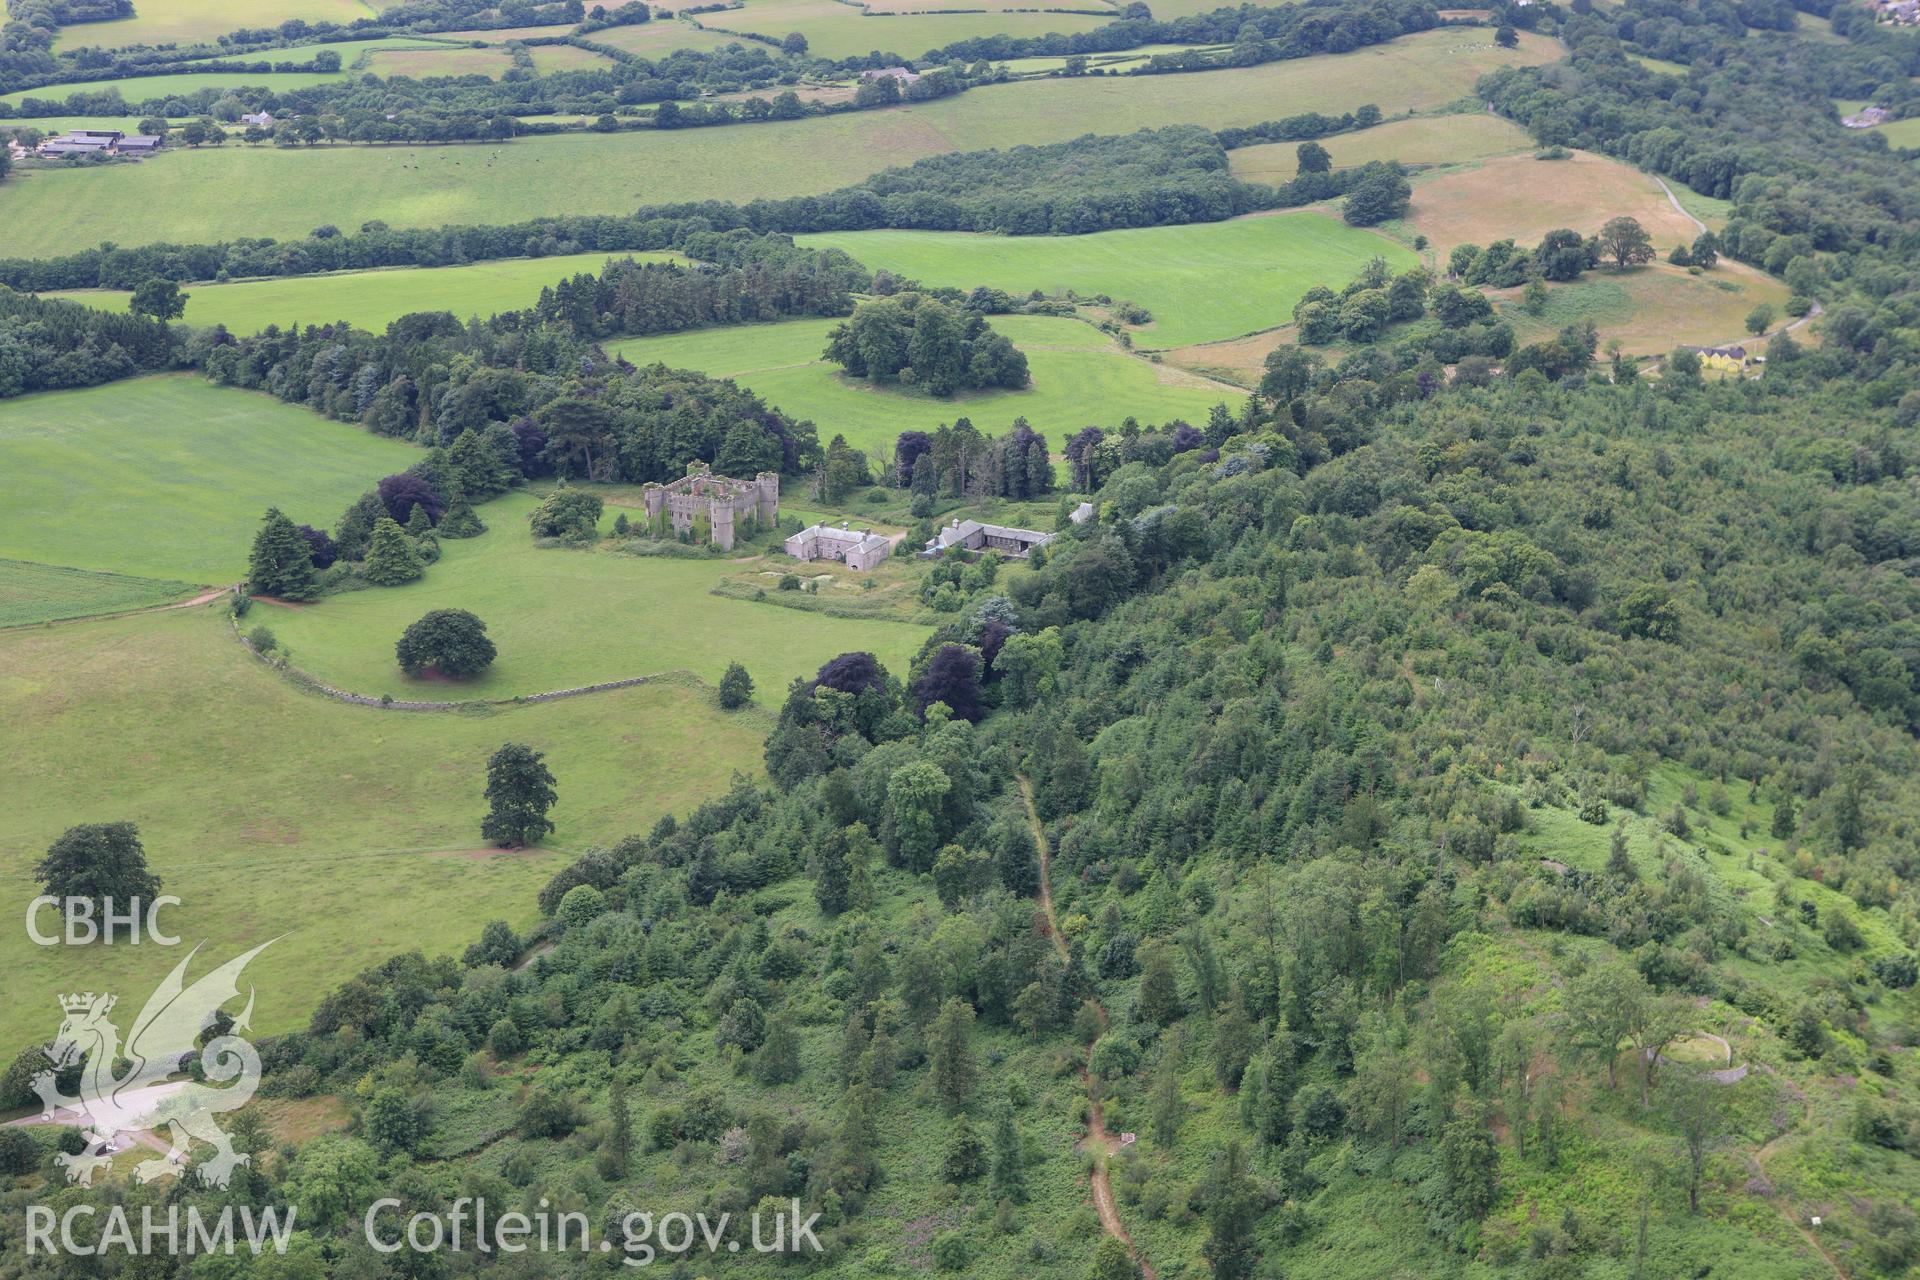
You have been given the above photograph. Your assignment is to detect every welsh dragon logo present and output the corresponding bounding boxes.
[32,942,273,1188]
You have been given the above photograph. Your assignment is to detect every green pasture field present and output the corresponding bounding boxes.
[1629,52,1689,75]
[526,43,618,73]
[364,44,516,78]
[580,20,752,56]
[51,0,378,52]
[991,42,1227,76]
[610,314,1238,456]
[1226,112,1534,184]
[0,605,771,1057]
[45,250,679,334]
[801,213,1416,349]
[0,375,418,583]
[0,559,195,626]
[697,0,1115,61]
[253,490,931,699]
[2,68,343,107]
[431,23,580,41]
[0,28,1559,256]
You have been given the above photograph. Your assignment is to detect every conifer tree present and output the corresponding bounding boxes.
[755,1011,801,1085]
[1201,1141,1260,1280]
[439,492,486,538]
[990,1106,1026,1204]
[928,997,977,1111]
[606,1076,631,1177]
[248,507,319,600]
[363,516,425,586]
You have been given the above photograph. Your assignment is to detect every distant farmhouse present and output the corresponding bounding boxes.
[786,523,893,571]
[925,517,1056,558]
[240,111,275,127]
[35,128,163,158]
[1843,105,1893,127]
[860,66,920,83]
[1866,0,1918,23]
[642,463,779,551]
[1688,344,1752,371]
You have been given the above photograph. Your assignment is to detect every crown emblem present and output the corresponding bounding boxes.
[59,992,114,1014]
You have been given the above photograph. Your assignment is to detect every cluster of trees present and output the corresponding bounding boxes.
[921,0,1438,71]
[1444,214,1669,291]
[891,417,1059,514]
[200,288,821,485]
[0,286,178,398]
[822,294,1029,397]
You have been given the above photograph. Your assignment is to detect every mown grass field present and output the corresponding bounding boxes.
[364,44,516,79]
[254,489,930,698]
[0,559,194,626]
[1226,111,1534,184]
[46,250,680,334]
[1398,147,1703,254]
[526,43,618,73]
[699,0,1115,61]
[51,0,377,51]
[801,213,1416,349]
[610,314,1238,456]
[583,20,753,56]
[0,28,1558,256]
[0,375,418,582]
[0,604,771,1057]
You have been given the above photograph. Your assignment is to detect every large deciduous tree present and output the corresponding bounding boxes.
[481,743,558,847]
[37,822,162,907]
[1598,215,1655,270]
[395,609,497,679]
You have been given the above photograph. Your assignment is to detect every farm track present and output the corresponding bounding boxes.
[2,583,231,631]
[1018,775,1155,1280]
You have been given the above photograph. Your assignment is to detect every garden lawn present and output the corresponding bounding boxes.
[0,28,1558,256]
[799,213,1416,348]
[255,489,930,699]
[45,250,681,334]
[0,604,769,1057]
[610,314,1240,456]
[0,375,419,583]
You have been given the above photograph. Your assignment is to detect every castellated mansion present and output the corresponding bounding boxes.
[643,463,780,551]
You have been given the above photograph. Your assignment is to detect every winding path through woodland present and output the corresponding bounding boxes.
[1018,776,1156,1280]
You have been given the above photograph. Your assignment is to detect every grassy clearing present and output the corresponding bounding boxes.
[1629,51,1689,75]
[1399,147,1702,255]
[609,314,1238,457]
[803,213,1414,349]
[0,604,770,1057]
[51,0,377,51]
[0,559,194,626]
[699,0,1114,61]
[45,250,679,334]
[1498,260,1790,357]
[0,375,419,582]
[255,489,930,698]
[0,28,1558,256]
[1226,112,1534,183]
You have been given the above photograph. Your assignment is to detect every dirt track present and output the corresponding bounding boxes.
[1018,776,1155,1280]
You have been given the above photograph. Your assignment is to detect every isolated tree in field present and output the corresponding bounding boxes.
[928,996,977,1110]
[37,822,161,907]
[248,507,319,600]
[482,743,557,847]
[395,609,496,679]
[362,516,425,586]
[1745,302,1776,335]
[1495,23,1518,47]
[1689,230,1720,268]
[1598,216,1655,270]
[527,488,604,540]
[130,277,188,321]
[719,661,754,709]
[1295,139,1331,174]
